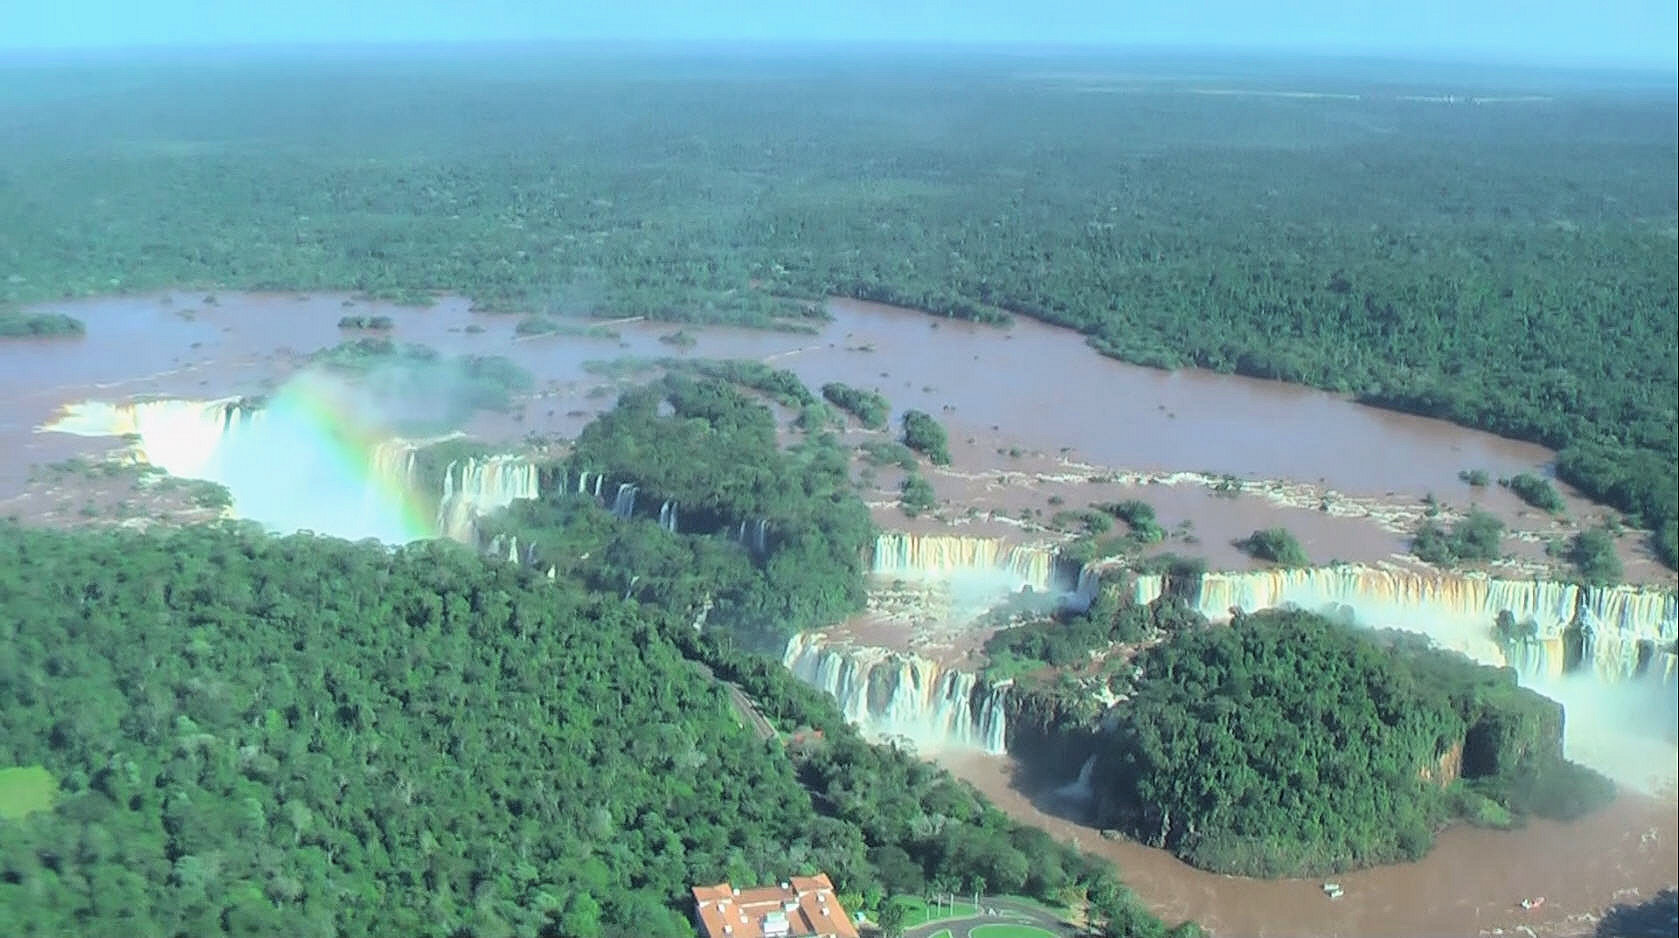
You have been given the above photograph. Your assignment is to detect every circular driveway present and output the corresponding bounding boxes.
[903,898,1075,938]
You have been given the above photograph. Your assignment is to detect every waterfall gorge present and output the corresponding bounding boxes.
[45,395,432,542]
[39,391,782,570]
[790,534,1676,776]
[782,632,1009,754]
[38,394,1678,776]
[775,533,1072,753]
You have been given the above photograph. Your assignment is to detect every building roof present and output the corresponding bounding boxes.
[691,873,859,938]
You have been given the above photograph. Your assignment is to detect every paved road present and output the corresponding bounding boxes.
[725,681,776,740]
[691,661,777,741]
[903,897,1077,938]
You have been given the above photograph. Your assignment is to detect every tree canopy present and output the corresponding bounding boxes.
[5,51,1668,935]
[1233,528,1311,567]
[900,410,952,466]
[1411,508,1505,566]
[3,52,1673,564]
[821,382,891,430]
[1088,610,1611,877]
[0,519,1168,936]
[0,373,1186,936]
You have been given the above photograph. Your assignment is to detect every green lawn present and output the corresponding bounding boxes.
[895,896,981,928]
[969,925,1060,938]
[927,931,954,938]
[0,765,58,820]
[992,895,1074,921]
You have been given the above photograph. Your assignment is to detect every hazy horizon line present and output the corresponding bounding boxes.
[1,37,1674,78]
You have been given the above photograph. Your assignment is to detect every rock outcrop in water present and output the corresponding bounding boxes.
[782,632,1008,753]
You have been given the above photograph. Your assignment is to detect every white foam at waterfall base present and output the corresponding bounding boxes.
[782,632,1008,754]
[1524,671,1679,797]
[43,372,423,543]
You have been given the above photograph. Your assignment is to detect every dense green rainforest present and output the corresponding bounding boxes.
[1,48,1674,563]
[0,378,1195,937]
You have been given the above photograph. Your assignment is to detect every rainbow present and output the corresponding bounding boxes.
[41,374,437,543]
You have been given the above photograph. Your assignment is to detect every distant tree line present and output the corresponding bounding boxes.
[4,54,1671,565]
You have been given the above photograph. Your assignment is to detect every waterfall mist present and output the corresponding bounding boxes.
[1528,672,1679,796]
[43,367,467,542]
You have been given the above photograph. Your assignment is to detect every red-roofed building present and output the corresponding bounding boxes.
[691,873,859,938]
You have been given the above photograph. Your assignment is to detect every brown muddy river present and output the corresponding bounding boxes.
[0,292,1603,492]
[2,290,1665,582]
[3,290,1674,934]
[943,751,1676,938]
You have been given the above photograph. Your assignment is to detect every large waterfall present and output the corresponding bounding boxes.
[872,532,1059,592]
[783,632,1008,754]
[43,395,432,542]
[46,397,264,479]
[370,439,419,493]
[1190,566,1677,685]
[435,455,541,543]
[42,393,556,545]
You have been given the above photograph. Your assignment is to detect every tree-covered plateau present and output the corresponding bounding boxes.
[309,338,534,431]
[3,51,1672,565]
[473,374,872,649]
[1,524,787,937]
[899,474,938,517]
[1086,610,1612,878]
[1566,527,1625,586]
[1412,508,1505,566]
[1504,473,1566,514]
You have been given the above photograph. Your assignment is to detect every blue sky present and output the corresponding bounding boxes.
[3,0,1675,69]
